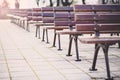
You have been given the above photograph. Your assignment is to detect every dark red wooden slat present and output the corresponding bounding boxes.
[54,6,73,12]
[42,7,53,11]
[32,8,41,11]
[74,5,93,12]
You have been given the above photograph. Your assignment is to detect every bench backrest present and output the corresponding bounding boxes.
[74,5,93,12]
[9,8,30,19]
[19,9,29,17]
[75,14,96,24]
[92,5,120,13]
[27,9,32,21]
[31,8,42,21]
[54,6,74,30]
[10,9,23,17]
[54,13,74,25]
[74,5,120,35]
[96,14,120,23]
[74,4,120,14]
[75,14,120,36]
[41,7,54,23]
[54,6,73,12]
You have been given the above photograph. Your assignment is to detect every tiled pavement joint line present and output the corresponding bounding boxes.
[7,29,68,80]
[111,54,120,58]
[5,21,69,80]
[5,22,70,80]
[17,26,93,79]
[0,38,12,80]
[8,23,92,79]
[31,47,69,80]
[23,33,100,79]
[47,48,93,79]
[2,20,120,80]
[15,48,41,80]
[2,24,41,80]
[38,35,120,79]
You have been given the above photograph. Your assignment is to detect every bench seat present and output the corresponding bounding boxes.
[79,37,120,44]
[44,26,70,30]
[56,30,93,35]
[35,23,54,26]
[79,36,120,80]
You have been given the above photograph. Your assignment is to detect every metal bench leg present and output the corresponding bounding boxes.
[16,19,18,25]
[21,20,23,28]
[90,44,100,71]
[90,44,113,80]
[102,45,113,80]
[19,20,21,26]
[21,20,23,27]
[35,26,38,37]
[110,33,113,36]
[67,35,73,56]
[23,20,25,29]
[118,43,120,48]
[42,28,45,42]
[19,20,21,27]
[117,33,119,36]
[74,35,81,61]
[13,19,15,23]
[38,26,40,39]
[95,44,98,49]
[52,30,56,47]
[17,19,19,25]
[26,22,29,32]
[46,29,49,43]
[69,34,71,39]
[58,34,62,51]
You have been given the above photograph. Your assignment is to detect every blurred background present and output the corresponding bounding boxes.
[0,0,120,18]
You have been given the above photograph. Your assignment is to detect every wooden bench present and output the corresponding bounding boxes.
[39,6,74,45]
[8,9,18,24]
[49,6,74,48]
[92,4,120,36]
[54,9,75,50]
[18,9,29,29]
[26,8,42,32]
[75,13,120,80]
[8,9,29,29]
[26,7,54,39]
[26,9,32,30]
[92,4,120,13]
[34,7,54,39]
[56,5,94,60]
[38,7,54,40]
[56,5,120,61]
[8,9,20,24]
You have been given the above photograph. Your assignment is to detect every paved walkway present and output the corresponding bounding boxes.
[0,20,120,80]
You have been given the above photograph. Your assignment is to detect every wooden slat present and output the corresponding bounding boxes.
[92,5,120,12]
[79,37,120,44]
[74,5,93,12]
[54,6,73,12]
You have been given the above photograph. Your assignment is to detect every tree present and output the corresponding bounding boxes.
[56,0,60,6]
[112,0,119,4]
[61,0,73,6]
[36,0,88,7]
[36,0,40,6]
[82,0,86,4]
[102,0,108,4]
[49,0,60,6]
[15,0,20,9]
[49,0,53,6]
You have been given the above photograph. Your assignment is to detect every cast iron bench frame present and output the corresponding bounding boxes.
[75,12,120,80]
